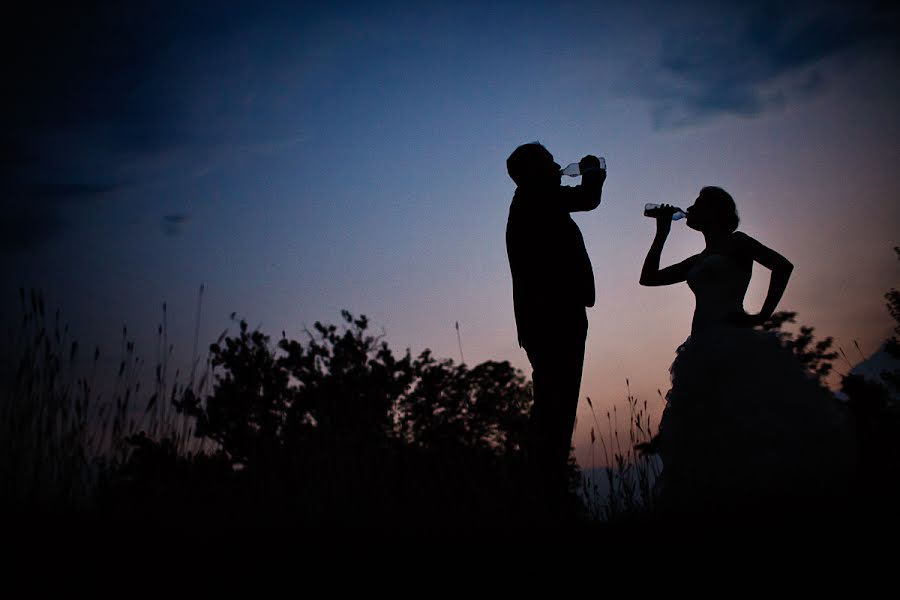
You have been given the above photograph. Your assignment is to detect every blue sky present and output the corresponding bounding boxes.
[3,0,899,465]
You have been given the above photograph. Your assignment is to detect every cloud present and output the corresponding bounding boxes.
[0,211,67,253]
[161,214,191,237]
[0,2,326,250]
[19,183,121,202]
[1,5,182,170]
[2,3,330,173]
[0,182,120,253]
[634,0,900,129]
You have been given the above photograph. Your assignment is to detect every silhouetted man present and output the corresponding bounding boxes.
[505,142,605,517]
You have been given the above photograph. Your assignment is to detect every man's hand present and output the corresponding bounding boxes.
[579,155,606,184]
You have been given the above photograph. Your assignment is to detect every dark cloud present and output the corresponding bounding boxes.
[0,2,325,171]
[0,210,67,253]
[0,182,119,253]
[18,183,121,201]
[2,4,179,171]
[0,1,322,249]
[640,0,900,129]
[161,213,191,237]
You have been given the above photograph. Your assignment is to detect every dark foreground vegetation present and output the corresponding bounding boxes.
[3,298,582,531]
[3,250,899,534]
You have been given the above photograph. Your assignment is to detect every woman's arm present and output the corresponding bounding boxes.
[733,232,794,326]
[640,205,696,286]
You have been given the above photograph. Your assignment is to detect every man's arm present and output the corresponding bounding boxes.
[560,155,605,212]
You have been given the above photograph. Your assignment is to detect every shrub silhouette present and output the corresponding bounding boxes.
[762,310,839,385]
[839,246,900,519]
[182,311,533,462]
[396,350,531,454]
[147,310,548,527]
[880,246,900,391]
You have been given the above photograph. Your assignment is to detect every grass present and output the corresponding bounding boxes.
[580,380,662,524]
[1,288,210,516]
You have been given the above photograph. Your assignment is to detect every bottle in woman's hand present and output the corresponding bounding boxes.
[644,203,687,220]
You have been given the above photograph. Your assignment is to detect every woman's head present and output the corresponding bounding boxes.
[687,186,739,233]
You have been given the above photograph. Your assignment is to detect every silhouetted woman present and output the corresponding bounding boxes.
[640,187,852,522]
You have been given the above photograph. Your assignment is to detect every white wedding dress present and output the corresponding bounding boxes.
[655,252,854,516]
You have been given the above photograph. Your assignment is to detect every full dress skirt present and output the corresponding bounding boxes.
[655,325,855,516]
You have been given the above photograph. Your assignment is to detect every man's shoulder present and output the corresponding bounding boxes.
[509,191,527,210]
[508,190,552,217]
[506,195,533,250]
[507,193,530,223]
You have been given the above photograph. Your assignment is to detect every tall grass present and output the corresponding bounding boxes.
[1,289,100,511]
[580,380,662,524]
[1,288,211,515]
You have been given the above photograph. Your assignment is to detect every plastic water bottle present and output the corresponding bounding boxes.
[644,203,687,220]
[561,157,606,177]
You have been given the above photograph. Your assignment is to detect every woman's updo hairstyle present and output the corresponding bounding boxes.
[699,186,739,233]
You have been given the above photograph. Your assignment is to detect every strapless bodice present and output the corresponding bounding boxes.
[687,253,751,334]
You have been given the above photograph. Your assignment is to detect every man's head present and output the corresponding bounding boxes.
[506,142,561,190]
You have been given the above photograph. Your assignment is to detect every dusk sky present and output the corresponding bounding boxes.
[3,0,899,466]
